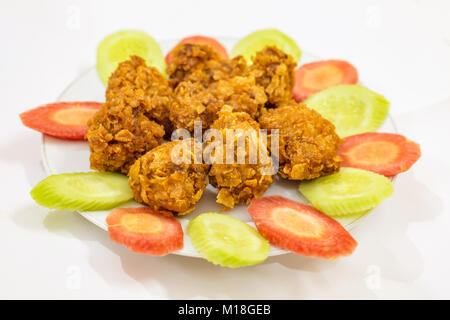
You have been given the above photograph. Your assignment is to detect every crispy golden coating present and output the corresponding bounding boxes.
[166,43,246,88]
[87,56,170,173]
[128,139,210,215]
[258,101,341,180]
[208,76,267,119]
[169,76,268,132]
[87,98,165,174]
[106,55,173,132]
[169,81,221,132]
[249,46,296,106]
[207,106,275,209]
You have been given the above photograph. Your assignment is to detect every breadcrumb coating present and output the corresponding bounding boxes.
[87,56,170,173]
[208,76,267,119]
[249,46,296,106]
[169,76,268,133]
[128,139,210,215]
[169,81,221,132]
[258,101,341,180]
[166,43,246,88]
[88,45,340,214]
[208,106,275,209]
[106,55,173,131]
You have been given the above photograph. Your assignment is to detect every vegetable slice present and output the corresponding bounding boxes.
[187,212,269,268]
[165,35,229,64]
[232,29,301,64]
[30,172,133,211]
[248,196,357,259]
[304,84,390,137]
[107,207,183,256]
[293,60,358,102]
[20,102,101,140]
[299,167,394,217]
[97,30,165,86]
[338,132,421,177]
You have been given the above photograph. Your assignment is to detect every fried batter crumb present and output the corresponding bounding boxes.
[166,43,246,88]
[169,75,268,132]
[128,139,210,215]
[169,81,221,132]
[208,75,267,119]
[87,56,170,174]
[249,46,296,106]
[258,101,341,180]
[208,106,275,209]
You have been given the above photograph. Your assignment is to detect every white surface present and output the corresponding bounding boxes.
[1,0,450,299]
[43,38,396,258]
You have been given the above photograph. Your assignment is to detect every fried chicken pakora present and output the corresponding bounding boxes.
[258,101,341,180]
[128,139,210,215]
[249,46,296,106]
[87,56,170,174]
[207,106,275,209]
[208,76,267,118]
[169,81,221,132]
[169,76,268,132]
[166,43,246,88]
[88,43,340,215]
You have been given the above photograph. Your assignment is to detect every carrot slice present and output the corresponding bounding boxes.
[107,207,183,256]
[248,196,357,259]
[338,132,421,177]
[293,60,358,102]
[165,35,229,64]
[20,102,101,140]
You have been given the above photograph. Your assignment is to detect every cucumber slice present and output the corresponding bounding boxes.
[304,85,390,137]
[97,30,166,86]
[188,213,269,268]
[299,167,393,217]
[31,172,133,211]
[333,209,371,227]
[232,29,301,64]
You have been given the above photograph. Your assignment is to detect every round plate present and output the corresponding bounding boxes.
[41,37,397,258]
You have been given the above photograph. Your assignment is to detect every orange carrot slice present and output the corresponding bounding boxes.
[165,35,229,64]
[248,196,357,259]
[338,132,421,177]
[293,60,358,102]
[107,207,183,256]
[19,102,101,140]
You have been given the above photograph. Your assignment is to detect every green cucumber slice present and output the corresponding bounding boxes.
[333,209,371,226]
[232,29,301,64]
[188,212,269,268]
[299,167,393,217]
[97,30,166,86]
[31,172,133,211]
[304,84,390,137]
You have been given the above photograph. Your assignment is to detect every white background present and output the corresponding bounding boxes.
[1,0,450,299]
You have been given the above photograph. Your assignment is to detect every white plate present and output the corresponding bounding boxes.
[41,37,398,258]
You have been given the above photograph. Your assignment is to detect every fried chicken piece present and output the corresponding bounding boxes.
[207,106,275,209]
[208,75,267,118]
[258,101,341,180]
[166,43,246,88]
[169,81,221,132]
[87,98,165,174]
[249,46,296,106]
[106,55,173,132]
[87,56,170,174]
[169,76,267,132]
[128,139,210,215]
